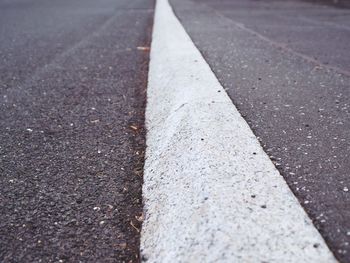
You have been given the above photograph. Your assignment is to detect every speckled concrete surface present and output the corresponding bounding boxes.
[0,0,153,261]
[141,0,336,261]
[170,0,350,261]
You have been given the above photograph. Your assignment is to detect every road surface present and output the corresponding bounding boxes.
[1,0,350,262]
[0,0,153,261]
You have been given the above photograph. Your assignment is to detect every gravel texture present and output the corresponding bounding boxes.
[0,0,153,262]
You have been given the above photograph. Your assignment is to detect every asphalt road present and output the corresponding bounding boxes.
[0,0,153,262]
[170,0,350,261]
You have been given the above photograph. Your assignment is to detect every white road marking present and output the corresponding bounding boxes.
[141,0,337,262]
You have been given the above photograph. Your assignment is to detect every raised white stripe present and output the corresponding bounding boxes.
[141,0,337,262]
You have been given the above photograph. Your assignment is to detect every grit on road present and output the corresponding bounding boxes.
[0,0,153,261]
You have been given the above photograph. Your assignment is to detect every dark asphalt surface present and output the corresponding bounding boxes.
[0,0,153,262]
[306,0,350,8]
[170,0,350,261]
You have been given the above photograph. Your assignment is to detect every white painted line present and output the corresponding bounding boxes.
[141,0,337,262]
